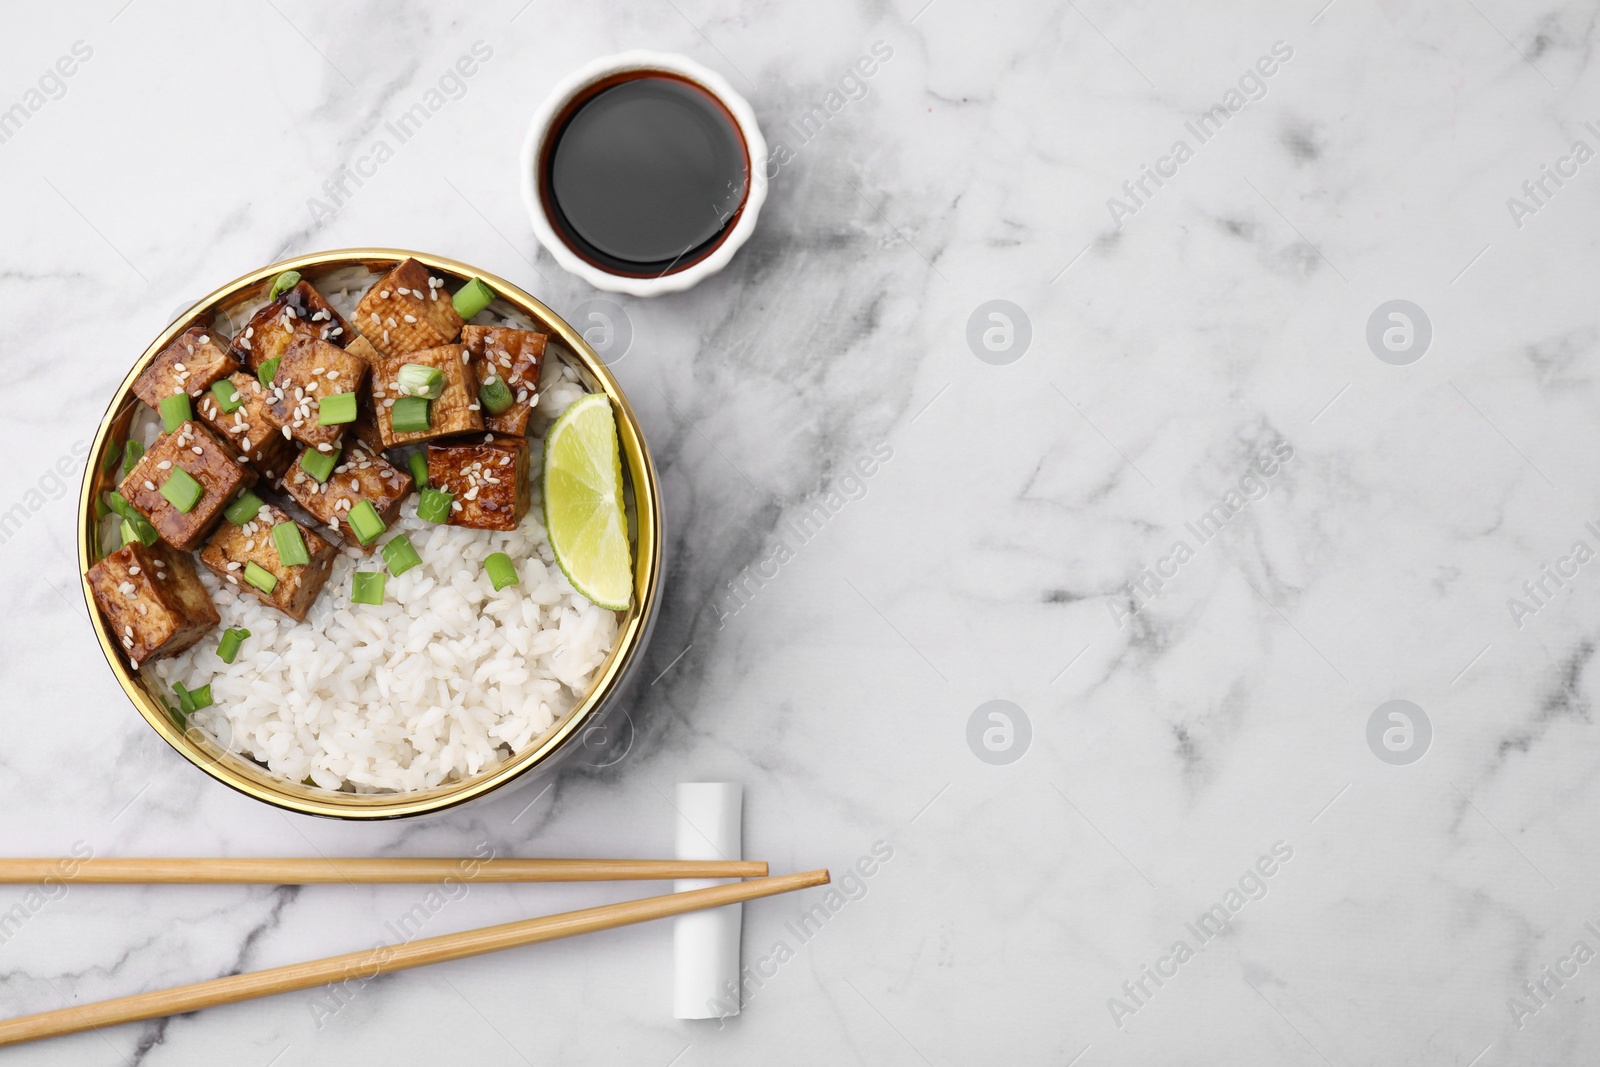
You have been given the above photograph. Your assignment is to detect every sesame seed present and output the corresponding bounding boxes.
[317,443,332,452]
[282,426,293,439]
[198,334,210,344]
[380,290,390,298]
[156,460,172,469]
[327,370,339,380]
[226,561,241,571]
[174,362,187,372]
[119,581,135,595]
[403,314,417,323]
[241,437,251,451]
[143,480,155,490]
[128,565,140,575]
[192,446,203,455]
[244,539,254,551]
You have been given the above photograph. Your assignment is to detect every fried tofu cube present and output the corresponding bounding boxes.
[87,541,219,668]
[371,344,482,447]
[462,325,546,436]
[132,327,240,410]
[344,337,386,453]
[118,421,257,551]
[284,443,412,553]
[427,436,531,531]
[260,335,370,451]
[230,280,354,370]
[198,504,336,621]
[354,258,462,360]
[196,373,296,484]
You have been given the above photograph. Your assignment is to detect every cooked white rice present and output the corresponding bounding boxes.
[136,270,617,793]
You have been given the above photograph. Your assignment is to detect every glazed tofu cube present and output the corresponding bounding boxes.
[427,436,530,531]
[284,443,412,552]
[87,541,219,668]
[196,373,296,484]
[132,327,240,409]
[462,325,546,436]
[344,337,386,453]
[260,335,370,451]
[199,504,336,621]
[118,421,257,551]
[354,258,462,360]
[371,344,481,447]
[229,280,354,370]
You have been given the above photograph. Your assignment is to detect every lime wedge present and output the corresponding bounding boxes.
[543,392,632,610]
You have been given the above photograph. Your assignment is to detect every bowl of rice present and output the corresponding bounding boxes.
[75,249,663,819]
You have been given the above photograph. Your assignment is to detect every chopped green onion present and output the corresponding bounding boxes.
[391,396,431,434]
[211,379,243,414]
[301,445,339,483]
[479,375,514,416]
[416,488,453,524]
[106,490,134,519]
[93,491,108,522]
[257,356,282,386]
[452,277,495,320]
[268,270,302,301]
[172,681,194,716]
[397,363,445,399]
[161,694,186,728]
[100,443,122,478]
[243,561,278,593]
[347,499,386,544]
[224,489,266,525]
[217,627,250,664]
[317,391,357,425]
[159,468,205,513]
[187,683,214,711]
[408,450,428,488]
[484,551,519,591]
[159,393,191,432]
[351,571,386,605]
[272,521,310,567]
[121,515,158,547]
[381,534,422,576]
[121,439,145,477]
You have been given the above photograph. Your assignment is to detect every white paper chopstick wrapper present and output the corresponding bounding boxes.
[673,782,743,1019]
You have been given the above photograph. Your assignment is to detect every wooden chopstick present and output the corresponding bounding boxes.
[0,857,768,884]
[0,868,828,1048]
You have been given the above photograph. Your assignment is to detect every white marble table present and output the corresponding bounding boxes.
[3,0,1598,1062]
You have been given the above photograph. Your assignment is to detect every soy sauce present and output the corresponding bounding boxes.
[542,73,749,276]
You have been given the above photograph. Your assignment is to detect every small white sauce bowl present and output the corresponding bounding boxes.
[520,51,767,298]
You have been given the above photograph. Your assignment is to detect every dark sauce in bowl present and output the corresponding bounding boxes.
[540,72,750,278]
